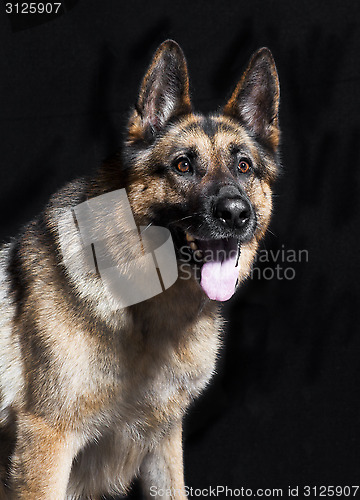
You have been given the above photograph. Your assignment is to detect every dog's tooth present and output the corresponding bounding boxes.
[190,241,198,251]
[186,233,195,242]
[194,249,203,261]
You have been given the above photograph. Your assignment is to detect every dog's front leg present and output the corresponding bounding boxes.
[10,412,76,500]
[140,420,187,500]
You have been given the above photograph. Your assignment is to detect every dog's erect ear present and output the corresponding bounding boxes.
[128,40,192,142]
[223,48,280,151]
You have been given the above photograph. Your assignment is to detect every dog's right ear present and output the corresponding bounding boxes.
[128,40,192,143]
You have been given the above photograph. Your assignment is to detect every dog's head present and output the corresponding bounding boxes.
[122,40,280,301]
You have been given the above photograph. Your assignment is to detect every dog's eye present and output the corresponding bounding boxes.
[238,159,251,174]
[175,158,192,174]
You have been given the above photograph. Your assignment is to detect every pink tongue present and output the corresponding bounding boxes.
[200,252,238,301]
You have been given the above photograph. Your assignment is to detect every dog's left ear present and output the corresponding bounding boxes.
[128,40,192,142]
[223,48,280,151]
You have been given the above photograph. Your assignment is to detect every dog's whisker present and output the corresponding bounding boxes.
[168,213,202,226]
[266,228,277,237]
[235,240,241,267]
[140,222,153,233]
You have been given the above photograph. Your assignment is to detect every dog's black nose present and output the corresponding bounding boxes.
[214,196,252,231]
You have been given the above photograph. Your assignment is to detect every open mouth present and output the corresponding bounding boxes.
[177,231,241,302]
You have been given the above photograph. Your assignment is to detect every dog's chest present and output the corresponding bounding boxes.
[113,330,218,433]
[83,310,222,441]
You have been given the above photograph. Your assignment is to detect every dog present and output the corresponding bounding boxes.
[0,40,280,499]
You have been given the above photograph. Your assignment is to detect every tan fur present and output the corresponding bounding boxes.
[0,40,280,499]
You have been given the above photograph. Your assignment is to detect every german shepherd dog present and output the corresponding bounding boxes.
[0,40,280,499]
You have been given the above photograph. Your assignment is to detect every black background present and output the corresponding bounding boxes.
[1,1,359,498]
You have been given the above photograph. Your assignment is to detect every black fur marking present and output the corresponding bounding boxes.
[0,410,17,493]
[200,117,218,138]
[216,120,242,135]
[19,316,60,417]
[6,239,27,320]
